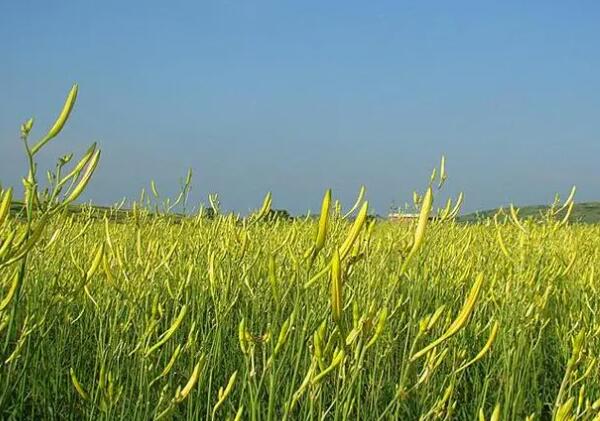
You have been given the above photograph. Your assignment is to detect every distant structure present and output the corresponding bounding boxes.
[388,212,433,222]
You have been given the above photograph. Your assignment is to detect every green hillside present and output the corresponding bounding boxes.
[460,202,600,224]
[10,200,600,224]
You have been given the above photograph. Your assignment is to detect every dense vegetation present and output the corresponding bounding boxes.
[1,86,599,420]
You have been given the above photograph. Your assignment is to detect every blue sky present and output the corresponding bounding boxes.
[1,1,599,215]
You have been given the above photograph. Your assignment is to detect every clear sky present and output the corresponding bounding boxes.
[1,1,599,215]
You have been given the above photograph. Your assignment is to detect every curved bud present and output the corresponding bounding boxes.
[411,273,484,361]
[339,201,368,259]
[62,149,101,205]
[343,185,366,219]
[0,188,13,226]
[176,355,205,402]
[315,189,331,252]
[32,84,78,155]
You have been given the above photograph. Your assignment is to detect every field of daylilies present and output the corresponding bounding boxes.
[1,86,599,420]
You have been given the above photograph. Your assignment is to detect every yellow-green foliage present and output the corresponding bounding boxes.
[0,205,599,420]
[1,86,600,420]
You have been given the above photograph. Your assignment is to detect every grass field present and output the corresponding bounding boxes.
[1,86,600,420]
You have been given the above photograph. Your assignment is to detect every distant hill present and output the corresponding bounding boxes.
[9,200,600,224]
[459,202,600,224]
[8,201,186,222]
